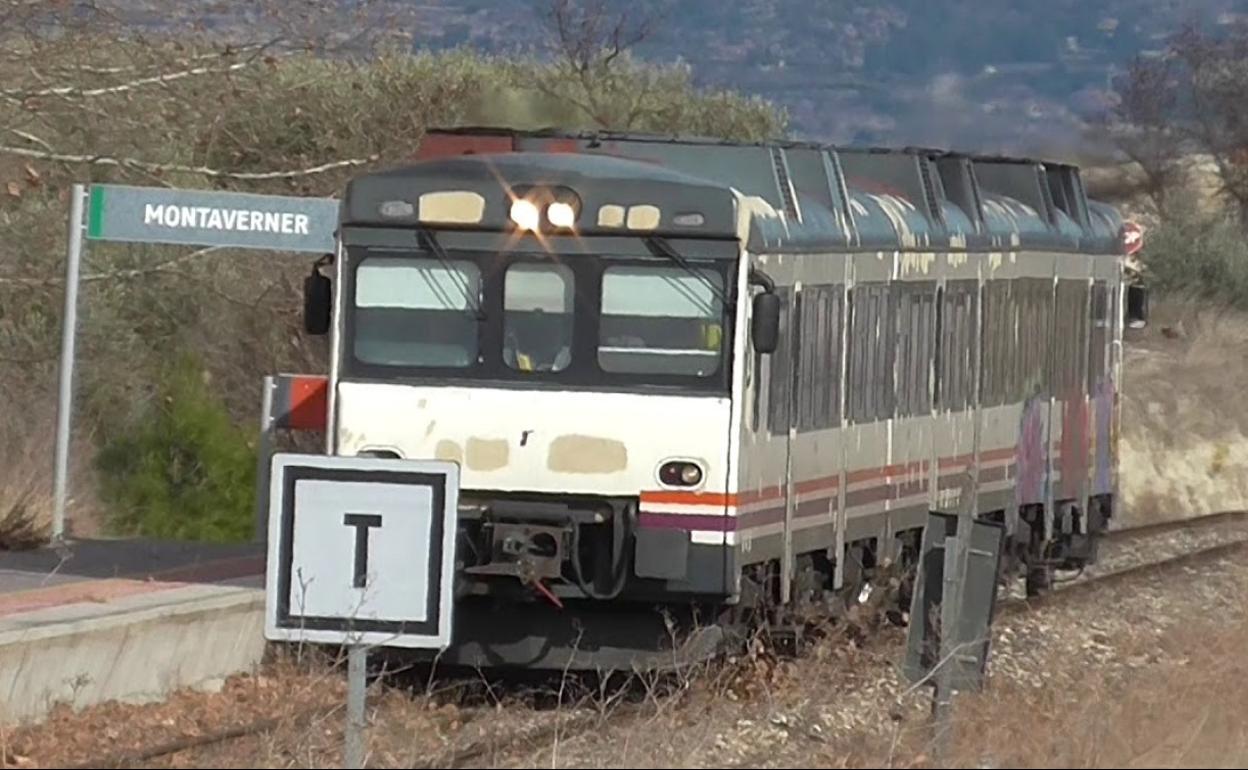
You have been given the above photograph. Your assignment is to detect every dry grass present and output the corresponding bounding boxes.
[4,572,1248,769]
[0,397,105,548]
[843,599,1248,768]
[0,405,55,550]
[1118,299,1248,525]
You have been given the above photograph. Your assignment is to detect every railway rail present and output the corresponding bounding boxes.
[1104,509,1248,543]
[81,510,1248,769]
[1003,521,1248,615]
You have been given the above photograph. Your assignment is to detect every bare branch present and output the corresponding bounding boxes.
[1098,53,1188,212]
[5,127,54,151]
[0,247,225,287]
[0,144,378,180]
[29,48,257,78]
[2,60,255,101]
[537,0,661,128]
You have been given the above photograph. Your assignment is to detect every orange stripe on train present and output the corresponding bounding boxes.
[639,490,738,506]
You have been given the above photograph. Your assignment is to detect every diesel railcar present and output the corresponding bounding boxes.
[301,128,1147,670]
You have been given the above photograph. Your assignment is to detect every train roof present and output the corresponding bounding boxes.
[340,126,1128,256]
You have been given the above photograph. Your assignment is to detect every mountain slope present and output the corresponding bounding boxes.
[112,0,1248,155]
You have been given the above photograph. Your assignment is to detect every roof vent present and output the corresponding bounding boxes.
[770,147,801,221]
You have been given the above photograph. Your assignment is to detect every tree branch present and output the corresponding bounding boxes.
[2,61,254,101]
[0,247,225,287]
[0,143,378,179]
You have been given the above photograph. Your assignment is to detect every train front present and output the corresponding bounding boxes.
[310,152,751,670]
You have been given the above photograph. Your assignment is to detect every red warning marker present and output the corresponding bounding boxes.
[1122,221,1144,256]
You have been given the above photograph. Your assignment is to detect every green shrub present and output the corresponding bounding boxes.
[1141,207,1248,311]
[94,354,256,542]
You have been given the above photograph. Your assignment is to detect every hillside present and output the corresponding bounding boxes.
[109,0,1248,156]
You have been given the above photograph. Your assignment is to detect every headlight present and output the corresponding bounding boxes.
[509,199,540,231]
[659,460,704,487]
[546,201,576,229]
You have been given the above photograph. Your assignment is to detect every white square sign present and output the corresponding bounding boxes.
[263,453,460,649]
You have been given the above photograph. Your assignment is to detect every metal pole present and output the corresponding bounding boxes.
[345,645,367,769]
[253,376,276,543]
[930,474,975,765]
[52,184,87,543]
[931,531,961,757]
[932,266,986,764]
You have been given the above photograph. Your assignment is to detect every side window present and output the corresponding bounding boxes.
[1013,277,1052,401]
[895,283,937,417]
[1054,279,1089,397]
[981,280,1015,407]
[797,284,845,432]
[938,280,978,412]
[847,283,896,423]
[503,262,575,373]
[1088,281,1109,390]
[767,286,794,435]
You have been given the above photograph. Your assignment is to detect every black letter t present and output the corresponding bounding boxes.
[343,514,383,588]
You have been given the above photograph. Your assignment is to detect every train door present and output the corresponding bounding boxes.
[780,284,803,603]
[1087,277,1114,509]
[1051,266,1093,536]
[779,273,849,596]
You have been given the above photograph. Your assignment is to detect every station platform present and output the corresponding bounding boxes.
[0,538,267,725]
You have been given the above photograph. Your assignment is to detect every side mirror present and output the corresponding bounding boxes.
[751,291,781,354]
[1126,283,1149,329]
[303,268,332,335]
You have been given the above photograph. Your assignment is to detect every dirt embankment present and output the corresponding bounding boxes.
[1118,299,1248,525]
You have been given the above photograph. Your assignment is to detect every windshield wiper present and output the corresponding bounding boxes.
[642,236,732,311]
[416,227,486,321]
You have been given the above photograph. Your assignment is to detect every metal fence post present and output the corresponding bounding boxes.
[52,184,87,543]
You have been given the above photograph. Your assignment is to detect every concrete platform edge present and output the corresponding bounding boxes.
[0,585,267,726]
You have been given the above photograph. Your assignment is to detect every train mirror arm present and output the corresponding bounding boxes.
[748,266,775,294]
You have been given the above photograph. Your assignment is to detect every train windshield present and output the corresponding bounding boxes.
[353,256,482,368]
[344,245,733,393]
[598,265,724,376]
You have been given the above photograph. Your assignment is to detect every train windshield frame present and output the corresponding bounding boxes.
[340,241,737,395]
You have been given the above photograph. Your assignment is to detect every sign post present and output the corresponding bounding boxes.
[346,645,367,769]
[50,183,339,541]
[51,184,87,543]
[263,453,460,768]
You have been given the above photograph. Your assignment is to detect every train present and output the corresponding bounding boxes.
[296,126,1149,671]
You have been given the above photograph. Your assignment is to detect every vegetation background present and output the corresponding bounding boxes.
[0,0,1245,544]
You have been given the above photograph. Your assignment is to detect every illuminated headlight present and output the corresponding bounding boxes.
[659,461,704,487]
[510,199,540,231]
[547,201,577,229]
[507,186,581,232]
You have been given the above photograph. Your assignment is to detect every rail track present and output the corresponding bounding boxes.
[82,509,1248,769]
[1000,515,1248,616]
[1104,509,1248,543]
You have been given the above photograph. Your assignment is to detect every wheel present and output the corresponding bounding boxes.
[1025,563,1053,597]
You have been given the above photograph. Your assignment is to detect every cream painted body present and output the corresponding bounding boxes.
[334,380,732,501]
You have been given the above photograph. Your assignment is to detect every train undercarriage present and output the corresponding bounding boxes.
[393,491,1115,673]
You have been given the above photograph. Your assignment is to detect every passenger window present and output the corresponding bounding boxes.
[503,263,575,373]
